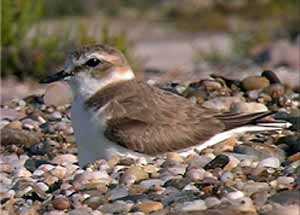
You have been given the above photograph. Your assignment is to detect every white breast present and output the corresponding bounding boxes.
[71,95,148,167]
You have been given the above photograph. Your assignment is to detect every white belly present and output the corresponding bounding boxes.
[71,96,148,167]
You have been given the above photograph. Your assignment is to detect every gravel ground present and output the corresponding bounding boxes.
[0,71,299,215]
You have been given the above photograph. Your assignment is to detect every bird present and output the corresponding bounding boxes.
[41,44,290,167]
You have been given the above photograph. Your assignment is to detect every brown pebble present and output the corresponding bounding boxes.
[6,121,22,130]
[166,152,184,163]
[52,196,70,210]
[288,152,300,162]
[242,76,270,91]
[137,201,163,214]
[264,84,285,99]
[213,137,237,154]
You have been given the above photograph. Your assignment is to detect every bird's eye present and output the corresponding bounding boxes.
[85,58,102,67]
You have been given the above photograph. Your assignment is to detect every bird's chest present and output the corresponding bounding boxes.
[70,96,111,164]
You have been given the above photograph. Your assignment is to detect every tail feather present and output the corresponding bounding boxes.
[179,112,291,157]
[216,111,275,130]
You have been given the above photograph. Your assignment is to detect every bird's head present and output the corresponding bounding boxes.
[41,44,135,97]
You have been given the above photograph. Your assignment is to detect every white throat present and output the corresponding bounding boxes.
[67,69,135,99]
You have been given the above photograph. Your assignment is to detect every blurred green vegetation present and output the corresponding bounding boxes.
[1,0,136,80]
[1,0,299,80]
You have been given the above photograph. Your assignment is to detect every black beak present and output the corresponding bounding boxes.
[40,70,71,84]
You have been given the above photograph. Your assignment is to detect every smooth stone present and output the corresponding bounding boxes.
[187,168,206,181]
[29,142,50,155]
[186,155,212,168]
[226,191,245,200]
[234,144,285,162]
[50,166,67,179]
[36,182,49,192]
[204,154,229,170]
[276,176,295,188]
[1,127,40,148]
[243,181,270,194]
[44,82,73,106]
[205,197,221,208]
[140,179,164,189]
[49,111,62,121]
[122,166,149,183]
[264,83,285,99]
[277,134,300,156]
[181,199,207,212]
[259,157,281,168]
[242,76,270,91]
[52,196,71,210]
[220,171,234,182]
[261,70,281,84]
[230,102,268,113]
[251,191,269,209]
[6,120,22,130]
[231,197,256,213]
[73,171,111,190]
[52,154,78,166]
[84,195,106,210]
[100,201,132,214]
[223,155,240,171]
[166,152,184,163]
[0,108,26,121]
[269,190,300,205]
[69,208,93,215]
[24,159,51,172]
[137,201,163,214]
[166,164,187,175]
[202,96,242,112]
[106,186,128,201]
[212,137,237,154]
[15,168,32,178]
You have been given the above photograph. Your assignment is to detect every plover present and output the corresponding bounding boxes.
[42,44,290,167]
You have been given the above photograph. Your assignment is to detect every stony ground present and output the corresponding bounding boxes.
[0,71,299,215]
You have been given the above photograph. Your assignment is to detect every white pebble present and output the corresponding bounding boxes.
[259,157,280,168]
[226,191,245,200]
[181,200,207,212]
[205,197,221,208]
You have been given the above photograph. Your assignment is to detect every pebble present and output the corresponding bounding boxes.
[106,186,128,201]
[205,197,221,208]
[100,201,132,214]
[220,171,234,182]
[122,166,149,184]
[264,84,285,99]
[204,154,229,170]
[231,197,256,213]
[181,199,207,212]
[202,96,242,112]
[187,168,206,181]
[276,176,295,188]
[140,179,164,189]
[84,195,106,210]
[259,157,281,168]
[69,208,93,215]
[226,191,245,200]
[52,154,78,166]
[166,152,184,163]
[231,102,268,113]
[243,182,270,194]
[137,201,163,213]
[242,76,270,91]
[52,196,71,210]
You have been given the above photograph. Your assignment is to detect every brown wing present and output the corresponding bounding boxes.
[95,80,225,155]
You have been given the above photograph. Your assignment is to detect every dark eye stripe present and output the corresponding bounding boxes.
[85,58,102,67]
